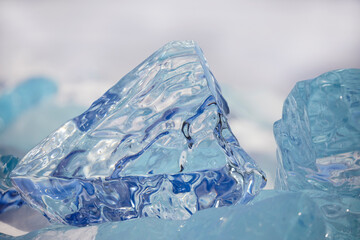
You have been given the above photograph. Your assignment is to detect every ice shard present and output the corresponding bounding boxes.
[11,41,266,226]
[274,69,360,239]
[274,69,360,195]
[0,155,24,213]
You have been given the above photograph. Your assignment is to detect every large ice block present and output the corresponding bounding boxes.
[11,41,266,226]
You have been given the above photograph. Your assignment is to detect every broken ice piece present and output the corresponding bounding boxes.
[274,69,360,239]
[0,155,24,213]
[11,41,266,226]
[0,77,57,133]
[274,69,360,196]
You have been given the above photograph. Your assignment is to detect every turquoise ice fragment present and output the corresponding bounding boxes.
[0,77,57,133]
[274,69,360,239]
[0,155,24,213]
[11,41,266,226]
[274,69,360,195]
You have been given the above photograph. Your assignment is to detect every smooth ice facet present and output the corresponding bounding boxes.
[3,191,326,240]
[11,41,266,226]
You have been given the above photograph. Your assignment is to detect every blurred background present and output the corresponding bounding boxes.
[0,0,359,204]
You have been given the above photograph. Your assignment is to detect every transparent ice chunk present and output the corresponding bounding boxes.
[0,155,24,214]
[274,69,360,195]
[274,69,360,239]
[11,41,266,226]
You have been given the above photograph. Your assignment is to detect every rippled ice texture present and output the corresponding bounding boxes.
[4,191,325,240]
[11,41,266,226]
[0,155,24,214]
[274,69,360,239]
[274,69,360,194]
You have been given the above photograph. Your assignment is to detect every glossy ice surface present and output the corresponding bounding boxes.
[0,155,24,213]
[1,191,326,240]
[11,41,266,226]
[274,69,360,239]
